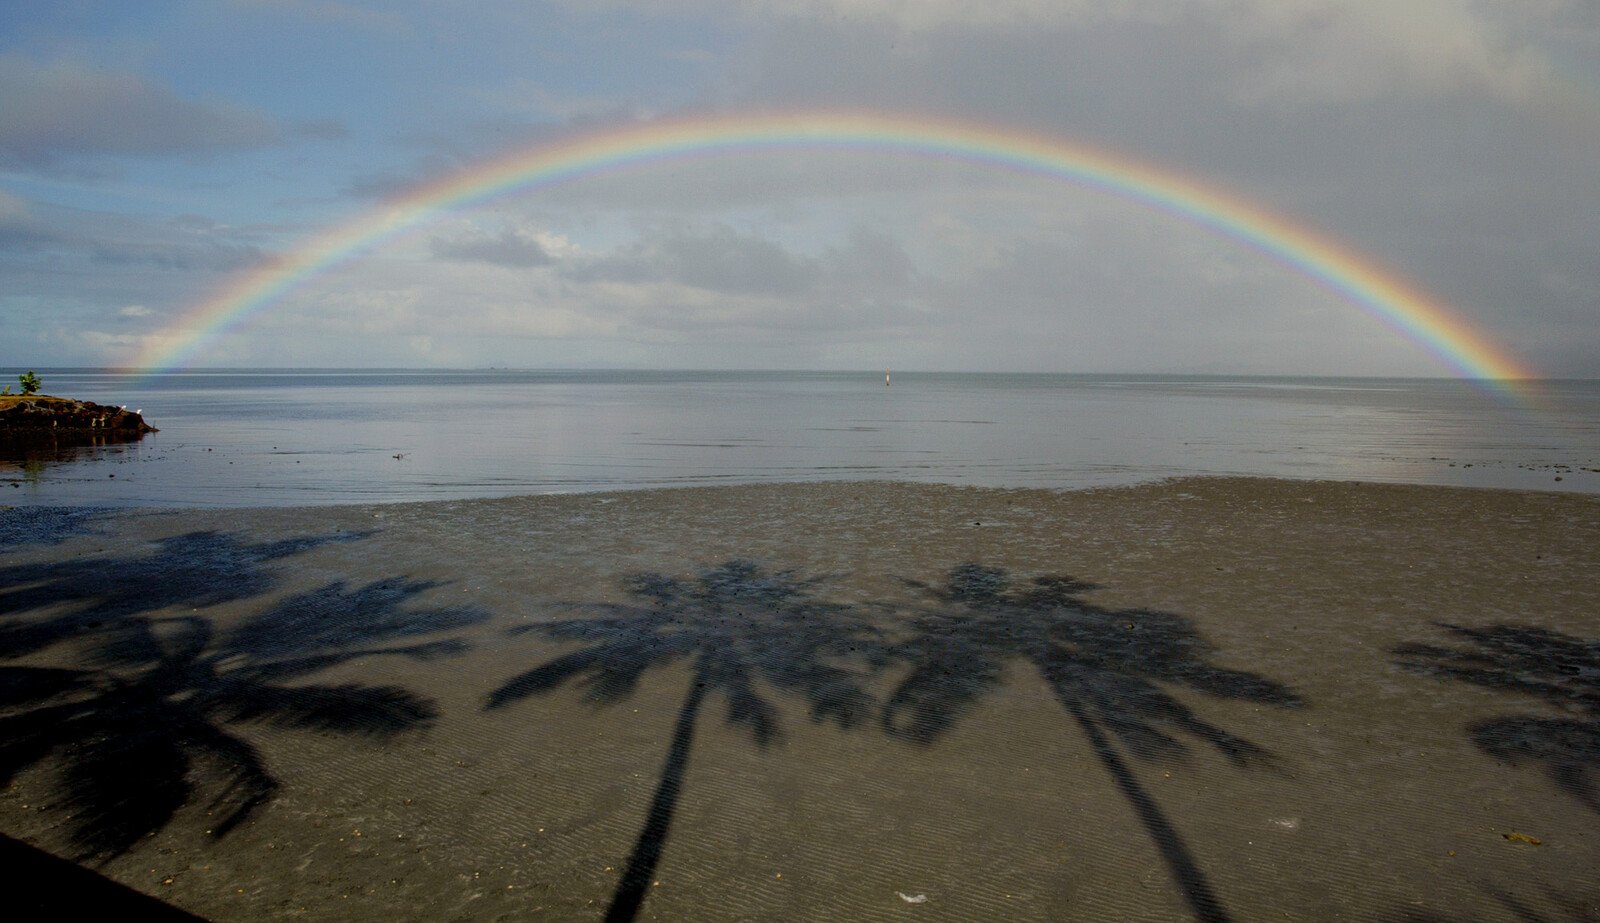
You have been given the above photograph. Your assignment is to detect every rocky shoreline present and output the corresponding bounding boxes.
[0,395,156,434]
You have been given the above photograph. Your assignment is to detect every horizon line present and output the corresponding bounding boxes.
[11,364,1583,382]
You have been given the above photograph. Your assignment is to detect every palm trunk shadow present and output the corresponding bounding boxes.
[606,678,708,923]
[1066,703,1231,923]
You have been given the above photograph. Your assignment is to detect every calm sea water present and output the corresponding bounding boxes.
[3,369,1597,507]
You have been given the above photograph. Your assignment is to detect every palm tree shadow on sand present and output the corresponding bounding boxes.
[1396,623,1600,814]
[884,564,1302,923]
[485,560,885,923]
[0,575,488,860]
[0,529,371,659]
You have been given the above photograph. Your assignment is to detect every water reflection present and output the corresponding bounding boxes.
[0,431,149,483]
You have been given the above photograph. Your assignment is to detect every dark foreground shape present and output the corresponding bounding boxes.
[1397,623,1600,815]
[885,564,1303,923]
[0,395,157,435]
[0,833,208,921]
[487,559,884,923]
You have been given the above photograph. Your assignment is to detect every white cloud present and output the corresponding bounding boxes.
[63,327,238,367]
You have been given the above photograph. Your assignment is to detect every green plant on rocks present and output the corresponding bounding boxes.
[18,371,41,396]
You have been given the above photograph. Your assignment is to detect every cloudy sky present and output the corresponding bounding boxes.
[2,0,1596,376]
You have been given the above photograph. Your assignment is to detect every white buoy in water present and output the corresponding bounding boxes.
[885,369,891,387]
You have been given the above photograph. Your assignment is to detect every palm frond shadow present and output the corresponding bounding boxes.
[884,563,1303,923]
[0,529,372,659]
[485,559,887,923]
[1396,623,1600,813]
[0,573,487,860]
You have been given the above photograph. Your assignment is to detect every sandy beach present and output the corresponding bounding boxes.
[2,476,1598,921]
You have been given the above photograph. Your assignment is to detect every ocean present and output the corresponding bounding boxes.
[3,369,1597,506]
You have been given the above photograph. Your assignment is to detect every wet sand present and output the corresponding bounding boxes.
[2,477,1598,921]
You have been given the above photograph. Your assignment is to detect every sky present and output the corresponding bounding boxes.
[1,0,1596,376]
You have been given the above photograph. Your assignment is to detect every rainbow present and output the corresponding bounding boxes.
[138,110,1536,388]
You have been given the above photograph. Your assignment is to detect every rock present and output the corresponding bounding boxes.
[0,395,157,435]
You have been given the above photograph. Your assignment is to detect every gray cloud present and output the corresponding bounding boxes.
[87,237,265,272]
[342,170,421,201]
[0,201,263,272]
[230,0,412,33]
[692,6,1600,376]
[894,211,1436,375]
[823,226,915,290]
[550,223,929,351]
[297,119,349,140]
[342,152,468,200]
[6,1,1594,374]
[564,223,819,295]
[430,227,553,267]
[256,218,931,365]
[0,55,281,168]
[563,1,1567,108]
[0,193,274,345]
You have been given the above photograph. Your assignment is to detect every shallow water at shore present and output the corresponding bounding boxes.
[3,370,1598,506]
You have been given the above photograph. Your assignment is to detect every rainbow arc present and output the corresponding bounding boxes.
[138,111,1536,392]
